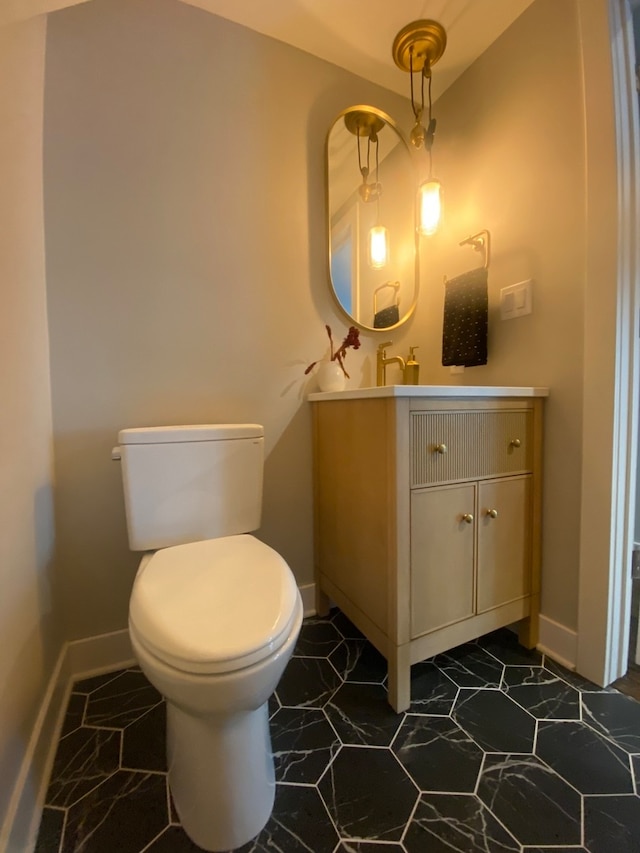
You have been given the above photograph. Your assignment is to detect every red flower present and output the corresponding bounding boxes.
[305,324,361,379]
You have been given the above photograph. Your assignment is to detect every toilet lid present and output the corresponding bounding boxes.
[129,535,299,674]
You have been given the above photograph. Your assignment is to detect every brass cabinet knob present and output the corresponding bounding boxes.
[486,508,498,519]
[510,438,522,448]
[434,443,448,454]
[462,513,474,524]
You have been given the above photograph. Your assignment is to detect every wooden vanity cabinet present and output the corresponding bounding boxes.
[311,394,544,712]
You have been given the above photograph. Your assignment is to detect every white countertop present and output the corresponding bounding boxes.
[308,385,550,402]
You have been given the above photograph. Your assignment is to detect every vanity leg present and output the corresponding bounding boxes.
[518,598,540,649]
[315,582,331,617]
[387,645,411,713]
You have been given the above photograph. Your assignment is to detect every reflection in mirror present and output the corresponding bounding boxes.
[327,105,417,331]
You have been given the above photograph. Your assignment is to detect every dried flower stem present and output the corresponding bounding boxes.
[305,324,361,379]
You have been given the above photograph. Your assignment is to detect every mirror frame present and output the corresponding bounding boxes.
[325,104,419,333]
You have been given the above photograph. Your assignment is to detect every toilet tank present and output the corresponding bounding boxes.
[115,424,264,551]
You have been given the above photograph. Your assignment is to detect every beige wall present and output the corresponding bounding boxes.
[393,0,586,630]
[44,0,589,641]
[43,0,410,640]
[0,14,61,845]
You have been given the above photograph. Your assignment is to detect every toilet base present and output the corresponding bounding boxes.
[167,699,275,851]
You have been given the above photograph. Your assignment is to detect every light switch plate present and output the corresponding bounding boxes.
[500,279,533,320]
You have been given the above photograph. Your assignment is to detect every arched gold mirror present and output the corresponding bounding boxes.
[326,105,418,331]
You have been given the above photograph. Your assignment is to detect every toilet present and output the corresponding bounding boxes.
[112,424,303,852]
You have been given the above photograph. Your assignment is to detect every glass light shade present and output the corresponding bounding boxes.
[418,179,443,236]
[368,225,389,269]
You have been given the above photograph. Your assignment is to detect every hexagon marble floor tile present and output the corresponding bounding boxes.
[35,610,640,853]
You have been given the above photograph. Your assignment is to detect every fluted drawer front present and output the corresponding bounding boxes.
[411,411,532,485]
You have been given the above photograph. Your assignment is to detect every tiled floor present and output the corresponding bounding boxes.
[36,609,640,852]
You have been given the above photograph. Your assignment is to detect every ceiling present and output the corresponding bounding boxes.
[1,0,534,100]
[182,0,534,99]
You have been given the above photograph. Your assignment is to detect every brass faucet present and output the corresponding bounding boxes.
[376,341,405,387]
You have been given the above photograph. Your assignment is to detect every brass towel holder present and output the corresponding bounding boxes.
[444,229,491,284]
[373,280,400,315]
[460,229,491,269]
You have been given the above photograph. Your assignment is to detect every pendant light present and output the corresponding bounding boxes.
[345,110,389,269]
[368,224,389,269]
[392,20,447,236]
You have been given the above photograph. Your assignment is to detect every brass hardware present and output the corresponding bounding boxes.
[344,110,385,137]
[327,105,419,333]
[404,346,420,385]
[487,509,498,519]
[510,438,522,448]
[392,19,447,235]
[373,281,400,328]
[376,341,405,386]
[374,281,400,313]
[392,20,447,74]
[462,513,474,524]
[459,230,491,270]
[444,230,492,286]
[344,109,386,206]
[434,443,448,455]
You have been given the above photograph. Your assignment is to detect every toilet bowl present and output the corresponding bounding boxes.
[128,534,303,852]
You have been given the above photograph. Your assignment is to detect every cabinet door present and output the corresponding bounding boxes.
[410,484,476,638]
[477,476,531,613]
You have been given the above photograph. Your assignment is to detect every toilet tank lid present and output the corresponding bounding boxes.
[117,424,264,444]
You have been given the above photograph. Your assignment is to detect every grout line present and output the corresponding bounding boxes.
[58,808,67,853]
[118,766,167,776]
[139,826,168,852]
[166,776,177,825]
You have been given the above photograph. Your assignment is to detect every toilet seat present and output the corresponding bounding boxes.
[129,534,299,675]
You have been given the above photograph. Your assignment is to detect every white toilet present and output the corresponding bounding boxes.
[112,424,303,852]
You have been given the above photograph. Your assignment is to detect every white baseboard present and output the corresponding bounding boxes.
[537,613,578,670]
[299,582,316,617]
[1,648,69,853]
[62,627,135,684]
[2,628,135,853]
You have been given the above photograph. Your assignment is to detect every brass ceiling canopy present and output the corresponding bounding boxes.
[344,110,385,137]
[392,19,447,73]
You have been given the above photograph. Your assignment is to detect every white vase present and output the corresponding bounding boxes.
[316,360,346,392]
